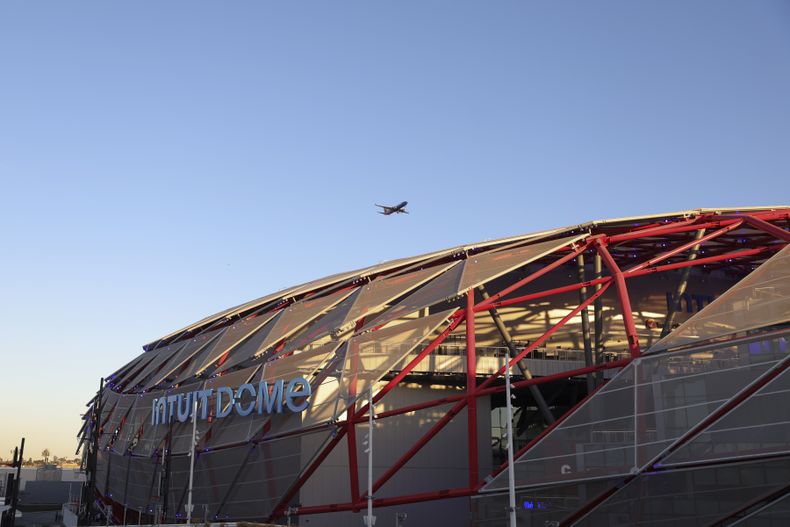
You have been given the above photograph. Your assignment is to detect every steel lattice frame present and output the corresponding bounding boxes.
[83,208,790,526]
[267,208,790,523]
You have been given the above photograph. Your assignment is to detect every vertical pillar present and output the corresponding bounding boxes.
[8,438,24,527]
[346,348,361,508]
[576,253,595,393]
[465,290,478,487]
[594,254,604,385]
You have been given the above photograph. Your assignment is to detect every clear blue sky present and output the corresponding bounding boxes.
[1,1,789,458]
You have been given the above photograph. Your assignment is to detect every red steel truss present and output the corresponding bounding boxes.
[265,208,790,522]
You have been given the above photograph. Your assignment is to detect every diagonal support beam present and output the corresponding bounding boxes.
[595,240,641,358]
[561,353,790,526]
[661,228,706,338]
[722,214,790,242]
[624,221,741,275]
[477,284,555,424]
[370,283,612,496]
[269,314,464,521]
[476,240,590,310]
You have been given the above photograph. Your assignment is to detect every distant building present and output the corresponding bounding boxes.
[34,466,61,482]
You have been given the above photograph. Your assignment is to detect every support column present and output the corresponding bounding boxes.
[661,228,706,338]
[594,253,604,385]
[465,290,478,487]
[346,352,361,508]
[576,254,595,393]
[477,285,555,424]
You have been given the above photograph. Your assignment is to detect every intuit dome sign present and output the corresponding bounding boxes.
[151,377,312,425]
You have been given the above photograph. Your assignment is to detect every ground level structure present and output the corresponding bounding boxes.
[79,206,790,526]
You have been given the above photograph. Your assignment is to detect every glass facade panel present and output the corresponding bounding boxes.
[113,394,156,454]
[734,492,790,526]
[260,341,344,436]
[483,333,789,492]
[212,311,282,374]
[360,263,463,331]
[577,456,790,526]
[338,310,454,414]
[252,288,356,359]
[300,345,347,430]
[662,355,790,467]
[193,312,279,376]
[145,329,224,390]
[115,353,159,391]
[278,290,361,355]
[100,395,136,450]
[123,345,183,393]
[652,244,790,352]
[171,329,229,387]
[458,234,584,292]
[343,262,457,328]
[124,455,159,511]
[222,430,334,520]
[104,452,127,504]
[472,479,615,527]
[179,366,262,452]
[107,353,147,387]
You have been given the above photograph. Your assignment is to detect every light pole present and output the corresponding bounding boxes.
[185,395,198,526]
[364,388,376,527]
[504,352,517,527]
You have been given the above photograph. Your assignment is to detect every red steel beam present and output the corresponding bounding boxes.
[275,242,777,519]
[348,357,631,426]
[354,312,465,418]
[624,220,744,275]
[270,314,463,520]
[476,240,590,310]
[606,216,713,243]
[297,486,477,515]
[629,246,775,277]
[278,210,789,521]
[482,277,612,311]
[595,240,641,358]
[736,214,790,242]
[370,282,612,496]
[481,282,613,388]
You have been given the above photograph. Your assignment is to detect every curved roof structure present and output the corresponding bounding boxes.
[81,206,790,526]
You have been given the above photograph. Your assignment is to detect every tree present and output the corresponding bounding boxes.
[42,448,50,464]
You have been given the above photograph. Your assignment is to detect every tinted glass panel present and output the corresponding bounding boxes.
[652,244,790,352]
[458,234,585,292]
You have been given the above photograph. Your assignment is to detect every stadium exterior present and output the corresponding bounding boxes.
[79,206,790,526]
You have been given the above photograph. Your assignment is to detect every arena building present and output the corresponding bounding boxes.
[79,206,790,526]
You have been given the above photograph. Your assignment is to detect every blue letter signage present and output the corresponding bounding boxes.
[152,376,312,425]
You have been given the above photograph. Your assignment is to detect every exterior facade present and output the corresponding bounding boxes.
[79,207,790,526]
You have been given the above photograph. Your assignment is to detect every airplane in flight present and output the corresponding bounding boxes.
[375,201,409,215]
